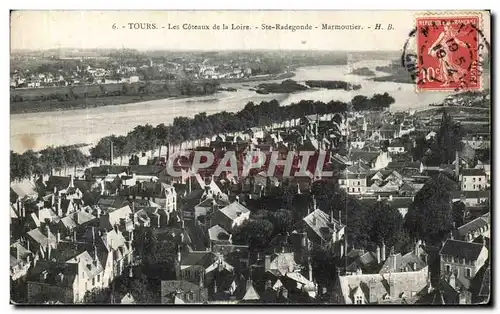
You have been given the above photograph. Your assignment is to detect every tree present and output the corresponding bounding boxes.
[404,174,456,245]
[83,288,111,304]
[232,219,274,250]
[452,201,466,227]
[366,201,404,249]
[432,109,465,164]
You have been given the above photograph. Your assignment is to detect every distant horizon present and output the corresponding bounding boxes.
[10,47,403,53]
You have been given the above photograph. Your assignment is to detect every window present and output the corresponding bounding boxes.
[473,178,476,182]
[97,274,100,282]
[466,268,471,277]
[478,185,482,189]
[92,278,95,286]
[464,184,466,188]
[358,188,361,192]
[355,295,363,304]
[479,178,482,182]
[358,181,360,186]
[464,178,467,182]
[446,265,451,273]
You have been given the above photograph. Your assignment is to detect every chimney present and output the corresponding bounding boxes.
[265,255,271,271]
[177,244,182,264]
[340,241,345,257]
[376,246,381,264]
[455,150,460,177]
[281,287,288,299]
[369,279,378,303]
[73,230,77,242]
[199,271,204,288]
[69,174,74,188]
[381,241,386,262]
[415,240,421,257]
[449,272,456,290]
[57,196,62,216]
[330,210,334,223]
[308,257,313,282]
[339,210,342,225]
[56,231,61,243]
[389,275,396,298]
[47,243,52,260]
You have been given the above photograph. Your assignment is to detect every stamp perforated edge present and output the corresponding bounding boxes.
[411,11,487,93]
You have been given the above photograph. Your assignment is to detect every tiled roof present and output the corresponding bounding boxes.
[440,239,485,260]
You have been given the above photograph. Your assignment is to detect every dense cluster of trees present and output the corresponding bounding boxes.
[411,110,466,165]
[11,80,219,104]
[404,174,457,245]
[10,146,88,182]
[305,80,361,91]
[351,92,395,111]
[89,98,351,161]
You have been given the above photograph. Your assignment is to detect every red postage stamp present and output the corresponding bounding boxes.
[415,15,481,91]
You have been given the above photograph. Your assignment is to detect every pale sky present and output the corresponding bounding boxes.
[10,10,490,51]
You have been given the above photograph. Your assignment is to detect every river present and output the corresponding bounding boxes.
[10,60,454,153]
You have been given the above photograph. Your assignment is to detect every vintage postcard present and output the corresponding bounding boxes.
[9,10,491,305]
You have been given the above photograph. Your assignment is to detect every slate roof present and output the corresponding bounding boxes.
[10,181,38,200]
[219,202,250,221]
[338,268,429,304]
[208,225,231,242]
[457,213,490,238]
[461,169,486,176]
[440,240,485,260]
[27,260,78,288]
[303,209,345,242]
[46,176,71,191]
[379,252,427,274]
[242,281,260,300]
[181,251,217,268]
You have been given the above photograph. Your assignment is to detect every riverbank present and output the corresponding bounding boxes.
[10,72,296,115]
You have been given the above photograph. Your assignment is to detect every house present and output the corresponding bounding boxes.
[10,241,33,281]
[387,140,406,154]
[474,159,491,182]
[178,250,234,286]
[333,266,429,304]
[460,169,487,191]
[451,190,490,207]
[10,181,38,203]
[456,213,490,242]
[26,250,104,304]
[439,239,488,280]
[378,244,428,274]
[296,207,345,249]
[211,201,250,232]
[99,205,134,233]
[161,280,208,304]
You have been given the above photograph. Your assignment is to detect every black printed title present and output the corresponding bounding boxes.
[112,22,395,32]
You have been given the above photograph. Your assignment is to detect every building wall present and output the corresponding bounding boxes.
[440,247,488,279]
[461,175,486,191]
[27,281,74,303]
